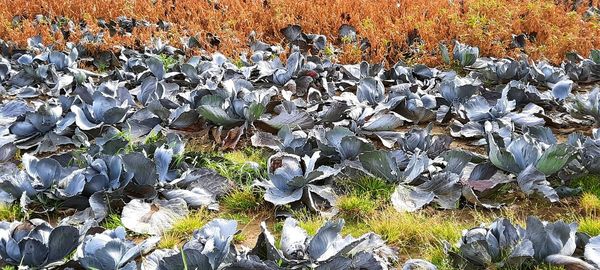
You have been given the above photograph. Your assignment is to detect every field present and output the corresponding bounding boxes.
[1,0,600,65]
[1,0,600,269]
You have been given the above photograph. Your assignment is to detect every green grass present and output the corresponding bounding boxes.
[101,213,124,230]
[233,232,246,244]
[571,174,600,198]
[336,175,395,200]
[158,209,213,248]
[170,209,212,235]
[581,192,600,215]
[337,193,377,220]
[221,187,262,213]
[0,203,23,221]
[185,148,268,185]
[578,217,600,236]
[157,232,180,249]
[220,212,252,224]
[426,244,454,270]
[366,208,465,255]
[341,221,370,237]
[290,208,325,236]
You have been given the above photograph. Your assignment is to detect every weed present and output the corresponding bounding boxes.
[366,208,464,255]
[170,209,212,236]
[144,131,163,145]
[220,212,251,224]
[291,208,325,236]
[272,220,284,235]
[233,58,244,68]
[578,217,600,236]
[337,193,376,220]
[0,203,23,221]
[426,244,454,270]
[187,148,267,185]
[101,213,124,230]
[324,45,336,57]
[222,187,262,213]
[157,232,181,249]
[571,175,600,198]
[340,35,354,44]
[233,232,246,244]
[581,192,600,215]
[360,17,375,31]
[96,62,109,73]
[158,54,178,70]
[336,175,394,202]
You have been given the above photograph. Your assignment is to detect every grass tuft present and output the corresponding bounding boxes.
[581,192,600,215]
[157,232,180,249]
[291,209,325,236]
[366,208,464,256]
[0,204,23,221]
[222,187,262,213]
[101,214,124,230]
[571,175,600,198]
[578,217,600,236]
[220,212,252,224]
[341,221,370,237]
[170,209,212,235]
[425,244,454,270]
[336,175,394,202]
[298,217,325,236]
[158,209,213,248]
[337,193,376,220]
[233,232,246,244]
[186,148,268,185]
[223,148,265,166]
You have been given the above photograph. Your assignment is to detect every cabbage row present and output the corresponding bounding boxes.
[3,215,600,269]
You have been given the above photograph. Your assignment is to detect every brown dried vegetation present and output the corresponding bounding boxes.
[0,0,599,65]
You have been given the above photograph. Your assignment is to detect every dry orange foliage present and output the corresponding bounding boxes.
[0,0,599,66]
